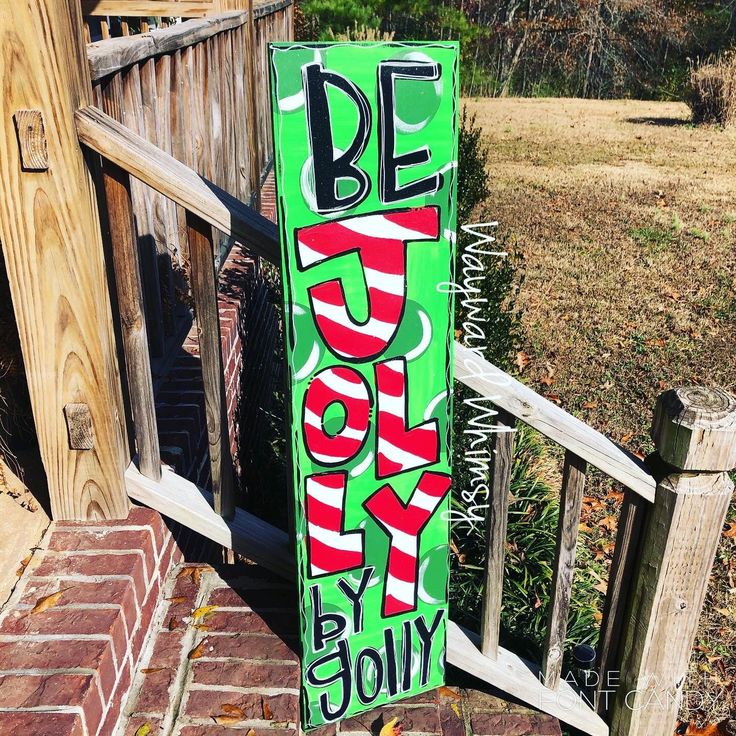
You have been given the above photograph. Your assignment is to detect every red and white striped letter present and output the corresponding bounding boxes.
[364,471,451,616]
[363,470,451,616]
[375,358,439,478]
[306,472,364,577]
[296,206,440,361]
[303,366,371,466]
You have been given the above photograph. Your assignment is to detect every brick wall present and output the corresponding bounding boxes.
[0,509,184,736]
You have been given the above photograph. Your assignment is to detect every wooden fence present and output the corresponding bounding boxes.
[1,3,734,736]
[84,1,291,359]
[81,0,291,514]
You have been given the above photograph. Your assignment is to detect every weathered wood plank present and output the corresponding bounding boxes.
[595,488,648,717]
[542,451,587,689]
[231,24,250,202]
[154,52,183,270]
[454,343,656,501]
[480,409,515,660]
[87,12,248,80]
[100,160,161,481]
[0,0,129,520]
[76,105,280,260]
[221,31,237,205]
[140,56,176,335]
[121,63,165,358]
[174,45,196,269]
[203,37,226,257]
[245,0,261,207]
[186,211,235,519]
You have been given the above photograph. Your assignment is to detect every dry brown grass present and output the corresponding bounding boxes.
[464,96,736,727]
[689,54,736,127]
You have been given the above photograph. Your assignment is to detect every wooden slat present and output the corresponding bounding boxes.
[448,623,609,736]
[154,52,183,270]
[245,0,261,207]
[254,9,270,173]
[204,37,225,256]
[0,0,129,520]
[192,41,209,177]
[454,343,656,501]
[595,488,648,716]
[100,160,161,481]
[141,56,176,335]
[542,451,587,689]
[87,12,248,80]
[121,63,166,357]
[126,461,292,578]
[480,409,515,659]
[231,24,249,202]
[175,44,196,269]
[186,211,235,519]
[75,105,280,260]
[221,30,238,209]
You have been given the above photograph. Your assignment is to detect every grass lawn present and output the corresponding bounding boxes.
[464,96,736,727]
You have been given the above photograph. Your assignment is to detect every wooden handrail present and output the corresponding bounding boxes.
[82,0,290,19]
[253,0,293,18]
[87,11,248,80]
[455,343,656,501]
[75,104,656,502]
[83,1,222,17]
[76,105,279,261]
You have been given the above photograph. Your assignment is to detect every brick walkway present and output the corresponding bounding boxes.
[120,561,561,736]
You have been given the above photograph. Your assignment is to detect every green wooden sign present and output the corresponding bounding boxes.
[268,41,459,730]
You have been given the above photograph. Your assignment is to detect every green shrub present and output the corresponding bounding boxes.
[449,110,603,663]
[457,109,491,226]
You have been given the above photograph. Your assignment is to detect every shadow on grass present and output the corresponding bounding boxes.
[625,116,691,127]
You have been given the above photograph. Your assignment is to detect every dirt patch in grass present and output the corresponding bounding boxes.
[464,96,736,726]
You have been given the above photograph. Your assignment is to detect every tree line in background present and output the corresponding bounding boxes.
[296,0,736,100]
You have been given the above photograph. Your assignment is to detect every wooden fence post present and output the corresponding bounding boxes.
[609,386,736,736]
[0,0,129,519]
